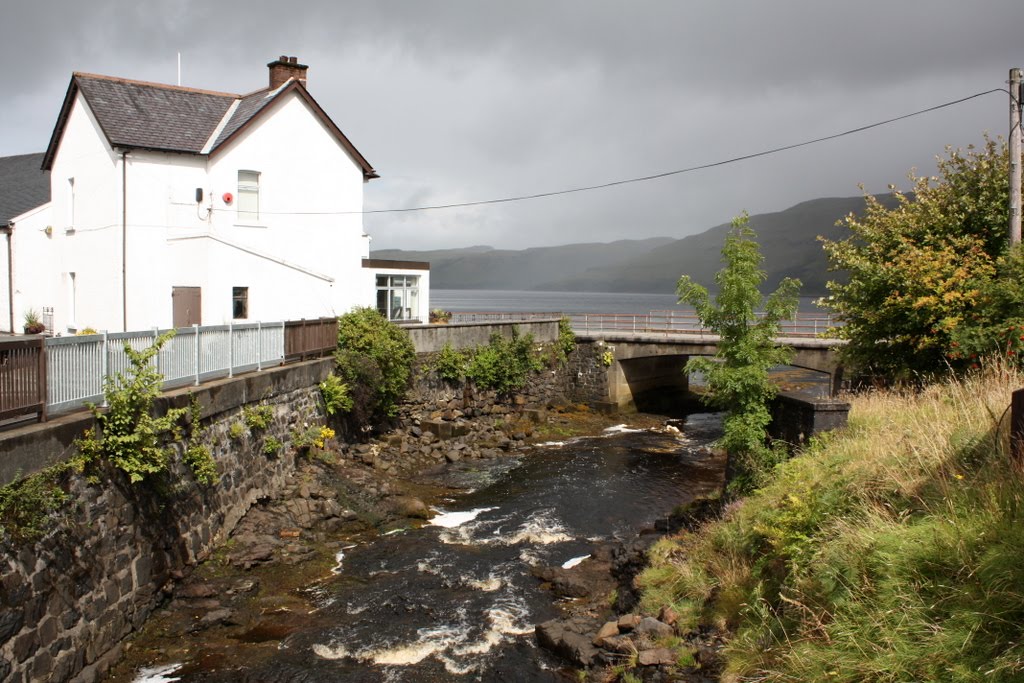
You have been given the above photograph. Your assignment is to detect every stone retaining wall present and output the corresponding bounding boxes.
[0,360,334,683]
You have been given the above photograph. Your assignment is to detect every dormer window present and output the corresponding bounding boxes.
[237,170,260,223]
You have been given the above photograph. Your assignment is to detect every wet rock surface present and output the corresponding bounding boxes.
[530,502,728,681]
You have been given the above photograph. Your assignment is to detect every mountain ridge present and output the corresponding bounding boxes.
[372,194,902,295]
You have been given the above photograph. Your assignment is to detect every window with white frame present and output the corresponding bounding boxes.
[237,170,260,223]
[376,274,420,321]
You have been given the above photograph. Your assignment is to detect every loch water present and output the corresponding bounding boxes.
[133,413,725,682]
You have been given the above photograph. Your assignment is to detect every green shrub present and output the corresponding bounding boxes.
[431,342,469,382]
[182,395,217,485]
[242,404,274,431]
[0,464,69,543]
[319,373,353,416]
[228,422,246,440]
[556,316,576,364]
[262,436,283,456]
[75,332,196,484]
[465,328,542,394]
[335,307,416,420]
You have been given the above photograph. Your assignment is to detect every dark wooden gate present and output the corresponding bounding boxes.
[0,337,47,422]
[172,287,202,327]
[284,318,337,361]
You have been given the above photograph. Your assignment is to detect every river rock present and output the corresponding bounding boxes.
[634,616,673,640]
[617,614,642,631]
[530,566,592,598]
[598,634,637,654]
[658,605,679,627]
[637,647,675,666]
[535,617,599,667]
[389,496,430,519]
[197,608,236,628]
[445,450,462,463]
[229,543,276,569]
[592,620,619,647]
[177,583,218,599]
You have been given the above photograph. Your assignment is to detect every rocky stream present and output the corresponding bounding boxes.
[103,404,727,683]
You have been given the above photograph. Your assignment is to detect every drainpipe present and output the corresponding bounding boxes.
[1,223,12,333]
[121,150,128,331]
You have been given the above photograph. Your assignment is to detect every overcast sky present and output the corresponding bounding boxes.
[2,1,1022,250]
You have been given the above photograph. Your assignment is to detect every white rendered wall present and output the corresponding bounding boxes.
[41,92,123,333]
[203,91,369,322]
[3,203,54,333]
[33,87,376,333]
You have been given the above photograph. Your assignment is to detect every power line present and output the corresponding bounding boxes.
[219,88,1006,217]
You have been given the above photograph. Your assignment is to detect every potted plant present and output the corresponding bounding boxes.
[23,309,45,335]
[429,309,453,324]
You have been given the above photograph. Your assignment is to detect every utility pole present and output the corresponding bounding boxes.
[1011,68,1022,246]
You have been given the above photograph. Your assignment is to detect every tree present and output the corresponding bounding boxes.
[820,136,1012,379]
[677,213,801,492]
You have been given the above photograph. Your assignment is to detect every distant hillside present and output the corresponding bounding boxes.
[374,195,902,295]
[372,237,675,290]
[538,195,902,295]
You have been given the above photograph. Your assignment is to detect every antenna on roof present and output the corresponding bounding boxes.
[177,52,181,86]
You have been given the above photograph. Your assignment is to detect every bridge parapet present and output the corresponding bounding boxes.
[577,332,847,403]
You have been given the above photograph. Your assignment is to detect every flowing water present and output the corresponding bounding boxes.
[132,414,724,683]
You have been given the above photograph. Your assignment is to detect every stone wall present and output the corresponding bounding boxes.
[563,341,610,409]
[405,318,561,354]
[0,359,334,683]
[769,391,851,447]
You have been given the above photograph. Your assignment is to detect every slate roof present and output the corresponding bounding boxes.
[0,153,50,225]
[42,73,377,179]
[76,75,236,154]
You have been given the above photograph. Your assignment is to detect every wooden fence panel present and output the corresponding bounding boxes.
[0,337,46,422]
[284,318,337,361]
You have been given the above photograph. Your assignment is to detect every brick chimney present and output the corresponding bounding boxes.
[268,55,308,89]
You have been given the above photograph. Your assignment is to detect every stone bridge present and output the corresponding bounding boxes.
[577,331,845,411]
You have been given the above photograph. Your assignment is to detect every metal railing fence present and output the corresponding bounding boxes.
[447,310,840,338]
[45,322,285,416]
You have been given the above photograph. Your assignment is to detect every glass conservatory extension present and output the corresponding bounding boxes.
[376,274,421,322]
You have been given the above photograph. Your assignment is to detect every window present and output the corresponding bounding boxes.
[232,286,248,319]
[376,275,420,321]
[237,170,260,222]
[66,177,75,231]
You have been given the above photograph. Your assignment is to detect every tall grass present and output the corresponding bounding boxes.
[636,362,1024,681]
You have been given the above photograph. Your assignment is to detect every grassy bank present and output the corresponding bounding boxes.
[637,364,1024,682]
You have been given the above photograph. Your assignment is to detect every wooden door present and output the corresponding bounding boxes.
[172,287,201,327]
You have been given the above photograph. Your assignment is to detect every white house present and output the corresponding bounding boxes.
[0,56,428,334]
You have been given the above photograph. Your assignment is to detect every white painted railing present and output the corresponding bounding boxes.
[45,322,286,416]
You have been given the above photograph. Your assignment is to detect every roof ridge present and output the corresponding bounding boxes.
[238,86,275,98]
[73,72,239,98]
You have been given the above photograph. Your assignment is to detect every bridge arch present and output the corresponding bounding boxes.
[580,333,844,411]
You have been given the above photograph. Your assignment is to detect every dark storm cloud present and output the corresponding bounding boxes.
[3,1,1023,249]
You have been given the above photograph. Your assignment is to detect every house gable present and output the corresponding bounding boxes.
[209,82,378,179]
